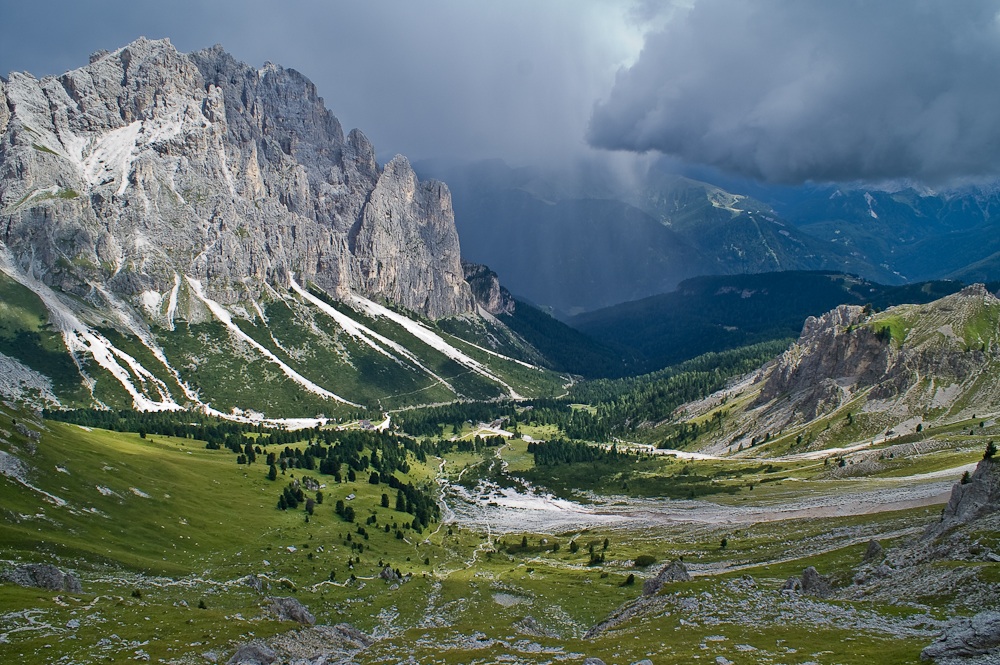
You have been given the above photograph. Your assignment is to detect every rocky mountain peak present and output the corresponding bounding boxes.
[714,286,1000,450]
[0,37,472,319]
[754,304,893,418]
[463,261,515,316]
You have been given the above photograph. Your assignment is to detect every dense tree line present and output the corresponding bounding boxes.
[434,434,506,455]
[44,408,298,446]
[527,438,633,466]
[566,340,789,433]
[267,429,440,530]
[392,401,517,438]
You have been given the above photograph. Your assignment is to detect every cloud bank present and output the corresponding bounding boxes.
[588,0,1000,184]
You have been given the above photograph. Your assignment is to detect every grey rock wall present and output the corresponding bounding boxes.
[0,37,472,319]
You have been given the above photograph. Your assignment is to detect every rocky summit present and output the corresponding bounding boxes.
[0,37,471,320]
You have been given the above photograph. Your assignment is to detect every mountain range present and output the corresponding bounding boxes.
[419,159,1000,316]
[0,38,574,417]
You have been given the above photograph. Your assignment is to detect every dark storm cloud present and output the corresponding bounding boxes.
[588,0,1000,184]
[0,1,636,165]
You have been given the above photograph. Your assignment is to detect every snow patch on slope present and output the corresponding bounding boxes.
[288,275,456,393]
[0,253,183,412]
[79,112,186,195]
[349,293,524,399]
[864,192,878,219]
[186,276,360,407]
[166,274,180,329]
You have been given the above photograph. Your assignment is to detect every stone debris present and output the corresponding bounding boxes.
[228,623,372,665]
[227,641,277,665]
[2,563,82,593]
[643,560,691,596]
[920,611,1000,663]
[241,574,264,593]
[265,596,315,625]
[513,615,558,638]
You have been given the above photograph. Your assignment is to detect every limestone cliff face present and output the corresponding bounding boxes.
[0,38,472,319]
[754,305,895,419]
[705,286,1000,451]
[462,261,515,316]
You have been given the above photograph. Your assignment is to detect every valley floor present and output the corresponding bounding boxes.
[0,411,996,665]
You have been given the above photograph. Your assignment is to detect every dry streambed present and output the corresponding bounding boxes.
[442,462,965,534]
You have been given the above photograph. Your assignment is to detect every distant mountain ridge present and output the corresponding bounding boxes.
[418,160,899,315]
[420,159,1000,316]
[569,271,978,375]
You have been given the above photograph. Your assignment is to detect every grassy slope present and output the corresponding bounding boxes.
[0,270,567,418]
[0,402,987,664]
[0,274,90,404]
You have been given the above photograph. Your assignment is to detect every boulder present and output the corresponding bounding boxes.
[642,560,690,596]
[2,563,81,593]
[863,539,884,563]
[780,576,801,594]
[780,566,832,597]
[801,566,833,597]
[265,596,315,625]
[227,642,276,665]
[921,611,1000,662]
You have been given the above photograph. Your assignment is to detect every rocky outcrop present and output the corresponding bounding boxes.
[227,642,276,665]
[463,261,515,316]
[2,563,82,592]
[0,37,472,319]
[642,560,690,596]
[265,596,315,625]
[781,566,832,598]
[921,611,1000,662]
[928,457,1000,538]
[378,566,400,583]
[717,287,1000,451]
[755,305,893,417]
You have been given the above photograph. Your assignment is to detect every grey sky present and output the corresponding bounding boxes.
[5,1,1000,185]
[0,0,641,166]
